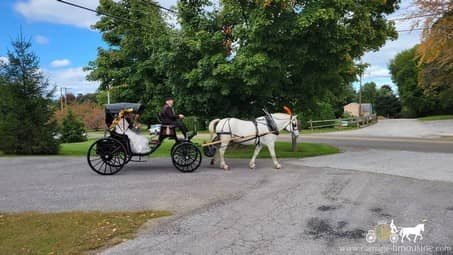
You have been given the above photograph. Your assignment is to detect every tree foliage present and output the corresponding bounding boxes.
[0,35,59,154]
[55,102,104,131]
[389,47,436,117]
[375,85,401,118]
[411,1,452,94]
[389,46,452,117]
[60,109,87,143]
[86,0,172,123]
[87,0,399,121]
[360,82,378,106]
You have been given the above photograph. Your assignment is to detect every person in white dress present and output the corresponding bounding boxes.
[114,112,150,154]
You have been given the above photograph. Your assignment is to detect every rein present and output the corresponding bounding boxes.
[215,114,292,145]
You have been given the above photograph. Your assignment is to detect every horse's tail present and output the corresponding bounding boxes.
[208,119,221,140]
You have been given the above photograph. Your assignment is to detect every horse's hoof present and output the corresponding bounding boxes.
[275,164,281,169]
[249,163,256,169]
[223,165,230,171]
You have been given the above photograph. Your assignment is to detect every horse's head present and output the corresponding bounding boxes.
[283,114,299,137]
[282,106,299,137]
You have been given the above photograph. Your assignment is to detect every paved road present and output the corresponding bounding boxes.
[300,135,453,154]
[1,154,452,254]
[1,119,452,254]
[316,119,453,138]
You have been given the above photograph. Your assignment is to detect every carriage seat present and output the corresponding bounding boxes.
[156,113,177,138]
[160,124,176,137]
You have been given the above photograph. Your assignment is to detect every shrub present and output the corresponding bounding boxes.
[60,110,87,143]
[55,102,104,131]
[0,35,59,154]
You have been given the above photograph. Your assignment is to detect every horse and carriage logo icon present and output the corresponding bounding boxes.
[366,219,427,244]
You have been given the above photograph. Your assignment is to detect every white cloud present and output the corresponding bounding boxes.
[44,67,99,95]
[14,0,180,29]
[34,35,49,44]
[0,56,9,65]
[15,0,100,29]
[50,59,71,68]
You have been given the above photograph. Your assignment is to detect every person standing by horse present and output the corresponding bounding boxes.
[160,96,192,139]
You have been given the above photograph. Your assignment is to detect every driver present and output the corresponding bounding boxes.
[160,96,191,139]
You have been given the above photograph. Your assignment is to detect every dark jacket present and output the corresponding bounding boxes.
[160,104,178,124]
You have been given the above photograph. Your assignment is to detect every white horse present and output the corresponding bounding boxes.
[208,109,299,170]
[400,223,425,243]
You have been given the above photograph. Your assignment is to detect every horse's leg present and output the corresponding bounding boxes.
[249,144,263,169]
[210,147,218,166]
[219,139,230,170]
[266,142,281,169]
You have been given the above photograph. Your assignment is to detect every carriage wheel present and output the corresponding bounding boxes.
[87,138,128,175]
[171,142,202,173]
[170,141,181,155]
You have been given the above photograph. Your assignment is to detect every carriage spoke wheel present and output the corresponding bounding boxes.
[171,142,202,172]
[87,138,127,175]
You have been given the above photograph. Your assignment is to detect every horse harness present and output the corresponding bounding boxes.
[216,113,280,146]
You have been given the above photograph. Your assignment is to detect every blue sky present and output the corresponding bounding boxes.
[0,0,422,95]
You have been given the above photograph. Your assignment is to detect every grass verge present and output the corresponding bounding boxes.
[59,138,339,158]
[0,210,170,255]
[300,126,358,134]
[418,115,453,121]
[224,141,339,158]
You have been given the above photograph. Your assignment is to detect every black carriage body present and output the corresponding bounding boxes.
[105,103,145,128]
[87,102,202,175]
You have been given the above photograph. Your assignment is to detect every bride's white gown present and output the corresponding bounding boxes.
[114,118,150,154]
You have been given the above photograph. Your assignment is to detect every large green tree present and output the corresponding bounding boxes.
[88,0,399,121]
[359,82,378,106]
[86,0,172,122]
[389,46,436,117]
[0,35,59,154]
[375,85,401,118]
[168,0,399,118]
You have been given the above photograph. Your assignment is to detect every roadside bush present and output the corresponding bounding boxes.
[0,35,59,155]
[55,102,104,131]
[60,110,87,143]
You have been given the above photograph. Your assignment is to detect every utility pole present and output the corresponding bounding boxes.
[60,87,64,110]
[64,87,68,107]
[359,70,362,117]
[107,84,111,104]
[60,87,70,109]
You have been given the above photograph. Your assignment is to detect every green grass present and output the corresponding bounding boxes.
[224,141,339,158]
[0,210,170,255]
[300,126,358,134]
[59,137,339,159]
[418,115,453,121]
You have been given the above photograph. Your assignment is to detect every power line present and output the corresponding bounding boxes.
[56,0,155,28]
[388,13,440,21]
[397,28,424,33]
[56,0,426,34]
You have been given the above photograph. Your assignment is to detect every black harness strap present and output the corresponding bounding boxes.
[252,119,260,145]
[217,118,233,136]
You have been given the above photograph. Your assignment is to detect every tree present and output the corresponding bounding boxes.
[88,0,399,121]
[55,102,104,131]
[389,47,436,117]
[86,0,172,124]
[168,0,399,118]
[409,1,452,94]
[60,109,87,143]
[0,34,59,154]
[375,85,401,118]
[360,82,378,106]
